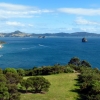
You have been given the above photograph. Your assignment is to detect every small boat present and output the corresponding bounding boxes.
[82,37,87,42]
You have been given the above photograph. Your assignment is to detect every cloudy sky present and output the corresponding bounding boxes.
[0,0,100,33]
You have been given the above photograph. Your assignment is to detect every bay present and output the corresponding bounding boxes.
[0,37,100,69]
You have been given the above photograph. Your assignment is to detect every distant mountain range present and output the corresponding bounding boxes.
[0,30,100,37]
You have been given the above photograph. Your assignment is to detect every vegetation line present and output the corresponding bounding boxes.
[0,57,100,100]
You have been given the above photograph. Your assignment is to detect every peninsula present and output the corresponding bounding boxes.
[0,31,100,37]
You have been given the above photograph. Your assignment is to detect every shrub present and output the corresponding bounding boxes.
[27,76,51,93]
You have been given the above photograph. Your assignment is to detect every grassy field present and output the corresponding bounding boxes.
[21,73,80,100]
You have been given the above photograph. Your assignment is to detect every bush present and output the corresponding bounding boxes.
[78,67,100,99]
[3,68,17,74]
[64,66,74,73]
[27,76,51,93]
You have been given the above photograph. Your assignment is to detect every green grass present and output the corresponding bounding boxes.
[21,73,80,100]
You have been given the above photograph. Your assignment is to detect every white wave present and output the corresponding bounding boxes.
[38,44,49,48]
[22,48,30,50]
[38,44,44,46]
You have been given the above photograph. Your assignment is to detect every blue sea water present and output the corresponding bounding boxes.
[0,37,100,69]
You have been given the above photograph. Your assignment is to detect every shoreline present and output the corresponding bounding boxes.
[0,44,3,48]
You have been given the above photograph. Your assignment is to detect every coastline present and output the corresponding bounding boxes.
[0,44,3,48]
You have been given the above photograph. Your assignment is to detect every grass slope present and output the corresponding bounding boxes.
[21,73,80,100]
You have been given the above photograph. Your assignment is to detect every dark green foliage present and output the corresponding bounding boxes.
[5,72,22,100]
[0,74,9,100]
[5,72,22,84]
[0,68,3,74]
[25,65,74,76]
[21,76,51,93]
[68,57,91,68]
[7,84,20,100]
[81,60,91,67]
[68,57,80,66]
[1,57,99,100]
[32,67,43,75]
[0,73,21,100]
[28,76,51,93]
[91,80,100,94]
[64,66,74,73]
[20,79,31,93]
[17,68,25,76]
[78,67,100,100]
[3,68,17,74]
[51,65,65,74]
[25,69,33,76]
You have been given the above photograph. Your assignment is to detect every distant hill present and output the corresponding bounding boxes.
[70,32,99,37]
[0,31,100,37]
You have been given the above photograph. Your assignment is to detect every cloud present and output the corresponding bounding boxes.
[6,21,25,27]
[0,3,53,18]
[80,27,97,32]
[28,24,34,27]
[75,17,100,25]
[58,8,100,16]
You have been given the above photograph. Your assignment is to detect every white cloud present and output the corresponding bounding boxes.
[80,27,97,32]
[0,3,32,10]
[75,17,100,25]
[58,8,100,16]
[28,24,34,27]
[0,3,53,18]
[6,21,25,27]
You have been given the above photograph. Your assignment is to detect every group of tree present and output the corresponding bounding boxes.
[68,57,100,100]
[0,56,100,100]
[68,57,91,67]
[0,68,51,100]
[78,67,100,100]
[25,64,74,76]
[0,69,22,100]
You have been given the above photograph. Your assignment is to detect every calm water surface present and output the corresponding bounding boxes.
[0,37,100,69]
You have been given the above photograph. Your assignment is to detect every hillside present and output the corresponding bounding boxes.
[21,73,80,100]
[0,31,100,37]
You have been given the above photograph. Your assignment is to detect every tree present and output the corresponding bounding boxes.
[68,57,80,66]
[81,60,91,67]
[20,79,31,93]
[7,84,20,100]
[5,72,22,100]
[27,76,51,93]
[0,74,9,100]
[78,67,100,100]
[5,72,22,84]
[0,68,3,74]
[3,68,17,74]
[17,68,25,76]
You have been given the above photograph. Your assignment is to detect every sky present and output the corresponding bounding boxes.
[0,0,100,33]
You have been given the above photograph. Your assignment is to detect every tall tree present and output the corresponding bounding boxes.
[0,74,9,100]
[5,72,22,100]
[68,57,80,66]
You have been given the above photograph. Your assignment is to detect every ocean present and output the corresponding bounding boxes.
[0,37,100,69]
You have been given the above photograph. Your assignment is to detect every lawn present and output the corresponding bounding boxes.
[21,73,80,100]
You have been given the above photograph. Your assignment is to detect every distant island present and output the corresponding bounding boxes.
[0,30,100,37]
[82,37,87,42]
